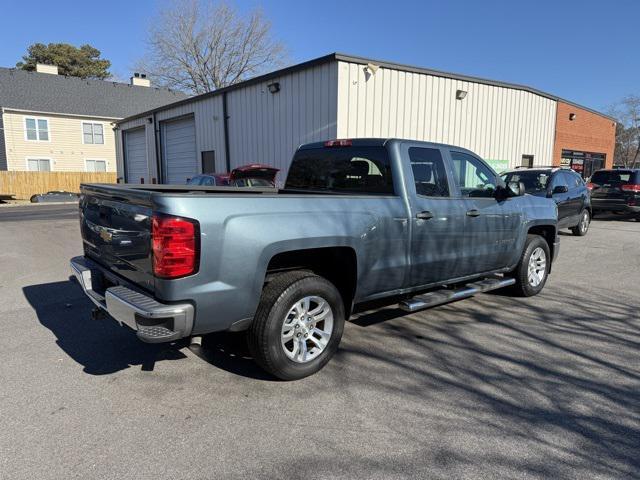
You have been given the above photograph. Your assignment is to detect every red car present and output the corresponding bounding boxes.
[187,164,279,187]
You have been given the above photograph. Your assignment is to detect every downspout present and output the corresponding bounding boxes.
[153,111,161,183]
[223,91,231,172]
[0,107,8,171]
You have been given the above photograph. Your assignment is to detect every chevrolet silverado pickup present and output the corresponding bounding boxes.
[71,139,559,380]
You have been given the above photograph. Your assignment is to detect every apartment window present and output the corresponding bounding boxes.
[25,117,49,141]
[86,159,107,172]
[82,122,104,144]
[27,158,51,171]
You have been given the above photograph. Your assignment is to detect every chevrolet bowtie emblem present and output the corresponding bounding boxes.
[99,229,113,242]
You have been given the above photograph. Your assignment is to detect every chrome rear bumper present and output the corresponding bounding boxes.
[70,256,193,343]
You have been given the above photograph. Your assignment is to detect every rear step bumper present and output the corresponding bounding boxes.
[70,256,193,343]
[399,276,516,313]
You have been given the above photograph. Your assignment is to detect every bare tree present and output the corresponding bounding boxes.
[607,95,640,168]
[138,0,285,94]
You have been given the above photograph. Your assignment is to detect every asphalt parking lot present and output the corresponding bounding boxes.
[1,204,639,479]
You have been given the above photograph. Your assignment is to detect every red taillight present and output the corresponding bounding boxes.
[621,184,640,192]
[152,215,199,279]
[324,139,352,147]
[586,182,595,190]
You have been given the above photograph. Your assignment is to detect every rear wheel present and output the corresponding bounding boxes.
[248,271,345,380]
[571,209,590,236]
[508,235,550,297]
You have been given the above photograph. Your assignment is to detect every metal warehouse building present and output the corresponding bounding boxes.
[115,53,616,184]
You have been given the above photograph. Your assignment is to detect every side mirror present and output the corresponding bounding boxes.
[552,185,568,194]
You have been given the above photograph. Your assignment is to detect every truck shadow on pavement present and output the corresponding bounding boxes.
[23,277,273,380]
[23,278,188,375]
[325,288,640,479]
[189,332,274,381]
[22,278,640,476]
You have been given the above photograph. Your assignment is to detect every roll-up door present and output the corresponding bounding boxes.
[123,127,147,183]
[161,116,197,184]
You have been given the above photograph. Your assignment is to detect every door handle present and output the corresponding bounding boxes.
[466,209,481,217]
[416,211,434,220]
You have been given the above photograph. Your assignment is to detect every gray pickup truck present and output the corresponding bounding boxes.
[71,138,559,380]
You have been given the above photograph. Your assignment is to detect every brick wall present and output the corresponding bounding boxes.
[553,102,616,168]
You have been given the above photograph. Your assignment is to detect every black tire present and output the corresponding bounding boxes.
[507,234,551,297]
[248,271,345,380]
[570,209,590,236]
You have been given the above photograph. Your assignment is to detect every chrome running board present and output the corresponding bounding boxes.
[399,276,516,312]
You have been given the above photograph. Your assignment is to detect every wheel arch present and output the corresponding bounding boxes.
[265,246,358,317]
[527,224,556,269]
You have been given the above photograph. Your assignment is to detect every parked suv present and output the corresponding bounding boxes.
[187,164,279,188]
[588,169,640,217]
[501,167,591,236]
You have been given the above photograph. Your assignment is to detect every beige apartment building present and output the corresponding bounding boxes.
[0,64,186,174]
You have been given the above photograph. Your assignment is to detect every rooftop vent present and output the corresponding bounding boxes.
[131,72,150,87]
[36,64,58,75]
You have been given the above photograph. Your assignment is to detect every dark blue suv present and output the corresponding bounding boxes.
[502,167,591,236]
[588,169,640,218]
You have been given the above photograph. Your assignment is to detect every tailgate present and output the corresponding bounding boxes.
[79,185,155,292]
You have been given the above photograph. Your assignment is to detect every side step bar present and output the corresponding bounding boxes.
[399,276,516,313]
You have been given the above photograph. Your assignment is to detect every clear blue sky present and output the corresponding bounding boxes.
[0,0,636,112]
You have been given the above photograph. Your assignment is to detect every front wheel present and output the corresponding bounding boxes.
[248,271,345,380]
[571,209,590,236]
[508,235,551,297]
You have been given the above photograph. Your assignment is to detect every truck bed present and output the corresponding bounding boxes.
[81,183,391,199]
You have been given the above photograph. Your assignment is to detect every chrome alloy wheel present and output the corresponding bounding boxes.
[281,296,334,363]
[580,211,589,233]
[527,247,547,287]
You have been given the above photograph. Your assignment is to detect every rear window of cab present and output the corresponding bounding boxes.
[285,146,394,194]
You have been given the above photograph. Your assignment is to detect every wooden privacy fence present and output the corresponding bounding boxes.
[0,171,117,200]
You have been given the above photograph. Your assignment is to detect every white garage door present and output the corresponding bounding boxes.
[161,116,197,184]
[123,128,147,183]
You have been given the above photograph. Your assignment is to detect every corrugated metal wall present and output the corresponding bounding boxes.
[226,62,338,178]
[116,58,560,182]
[336,61,557,168]
[116,62,336,183]
[156,97,226,175]
[116,97,226,182]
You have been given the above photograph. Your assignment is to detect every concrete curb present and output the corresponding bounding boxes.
[0,201,78,208]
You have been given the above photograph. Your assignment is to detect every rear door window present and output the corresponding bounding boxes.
[561,171,580,189]
[501,170,550,194]
[408,147,450,197]
[285,146,394,194]
[550,172,569,191]
[566,171,583,188]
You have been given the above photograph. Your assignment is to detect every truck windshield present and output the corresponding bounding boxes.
[285,146,394,194]
[501,170,550,194]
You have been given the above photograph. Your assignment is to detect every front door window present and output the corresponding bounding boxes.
[450,151,498,198]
